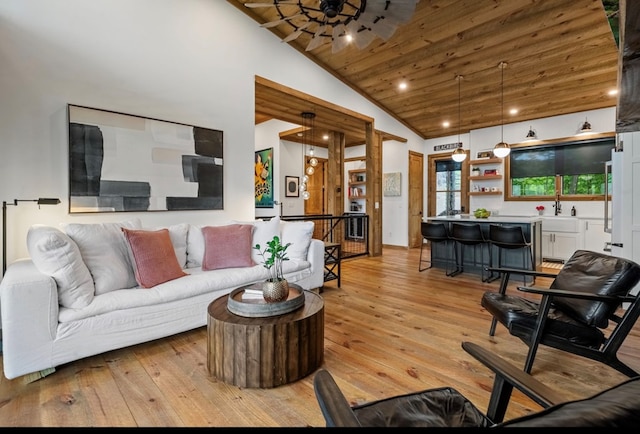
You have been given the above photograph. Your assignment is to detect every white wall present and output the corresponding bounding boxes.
[0,0,421,266]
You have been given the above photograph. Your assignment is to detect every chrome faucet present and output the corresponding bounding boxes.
[554,193,562,215]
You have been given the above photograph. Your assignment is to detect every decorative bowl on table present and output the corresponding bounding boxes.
[473,208,491,218]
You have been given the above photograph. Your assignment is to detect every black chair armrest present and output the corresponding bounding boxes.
[486,266,558,279]
[516,285,627,302]
[313,369,362,427]
[461,342,564,422]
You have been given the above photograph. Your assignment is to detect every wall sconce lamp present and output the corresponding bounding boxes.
[579,117,592,134]
[525,126,537,141]
[2,198,61,275]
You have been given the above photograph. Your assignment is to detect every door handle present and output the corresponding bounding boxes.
[611,242,623,247]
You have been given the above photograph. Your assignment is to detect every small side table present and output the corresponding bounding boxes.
[207,290,324,389]
[323,242,341,287]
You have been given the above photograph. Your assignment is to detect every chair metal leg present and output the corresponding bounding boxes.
[448,243,463,277]
[418,239,431,272]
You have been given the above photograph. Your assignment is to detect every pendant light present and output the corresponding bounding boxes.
[300,111,316,200]
[493,62,510,158]
[451,75,467,162]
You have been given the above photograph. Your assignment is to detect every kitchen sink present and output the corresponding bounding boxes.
[540,216,579,232]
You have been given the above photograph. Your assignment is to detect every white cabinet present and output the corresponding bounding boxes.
[582,219,612,255]
[541,232,580,262]
[541,217,580,262]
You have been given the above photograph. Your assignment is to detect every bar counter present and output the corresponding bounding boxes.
[425,215,543,282]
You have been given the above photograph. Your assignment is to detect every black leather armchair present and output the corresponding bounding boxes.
[482,249,640,376]
[313,341,640,427]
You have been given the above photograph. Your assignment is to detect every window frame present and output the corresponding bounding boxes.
[503,132,615,202]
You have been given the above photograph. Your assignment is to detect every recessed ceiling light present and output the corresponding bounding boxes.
[608,89,618,96]
[509,108,518,115]
[443,121,450,128]
[322,134,329,140]
[398,81,407,90]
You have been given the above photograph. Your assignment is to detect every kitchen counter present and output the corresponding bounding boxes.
[424,215,543,283]
[429,215,543,224]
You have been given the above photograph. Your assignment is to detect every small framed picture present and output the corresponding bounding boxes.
[285,176,299,197]
[476,150,495,159]
[484,169,497,175]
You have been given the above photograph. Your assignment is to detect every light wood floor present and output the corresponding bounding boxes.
[1,246,638,427]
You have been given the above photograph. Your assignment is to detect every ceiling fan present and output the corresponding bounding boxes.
[244,0,420,53]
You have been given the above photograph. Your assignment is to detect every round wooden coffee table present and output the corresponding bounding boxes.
[207,289,324,388]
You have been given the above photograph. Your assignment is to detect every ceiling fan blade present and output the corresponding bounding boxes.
[306,25,329,51]
[260,13,303,28]
[244,1,297,8]
[331,23,350,53]
[282,21,313,42]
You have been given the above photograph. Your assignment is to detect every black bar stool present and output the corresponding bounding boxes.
[419,221,455,274]
[487,224,533,284]
[449,223,490,281]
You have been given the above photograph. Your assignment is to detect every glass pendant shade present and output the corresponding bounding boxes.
[309,157,318,167]
[452,146,467,162]
[299,182,306,192]
[493,141,510,158]
[302,190,310,200]
[303,175,309,184]
[306,166,315,175]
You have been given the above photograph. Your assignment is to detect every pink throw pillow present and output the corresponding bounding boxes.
[202,224,255,270]
[122,228,187,288]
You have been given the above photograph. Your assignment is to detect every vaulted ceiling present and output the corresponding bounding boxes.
[229,0,619,147]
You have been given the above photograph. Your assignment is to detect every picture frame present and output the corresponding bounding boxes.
[285,176,300,197]
[255,148,274,208]
[383,172,401,197]
[476,149,495,159]
[68,104,223,213]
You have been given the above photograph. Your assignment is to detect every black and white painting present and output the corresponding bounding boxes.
[68,105,223,213]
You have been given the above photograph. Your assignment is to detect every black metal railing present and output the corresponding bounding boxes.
[280,214,369,260]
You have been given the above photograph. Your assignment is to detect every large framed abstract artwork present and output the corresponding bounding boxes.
[255,148,274,208]
[68,105,223,213]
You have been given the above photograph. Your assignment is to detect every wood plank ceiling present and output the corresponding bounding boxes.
[229,0,619,148]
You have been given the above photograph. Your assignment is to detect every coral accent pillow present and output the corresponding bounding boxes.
[202,224,255,270]
[122,228,187,288]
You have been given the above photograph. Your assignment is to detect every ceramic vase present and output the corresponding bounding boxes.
[262,279,289,303]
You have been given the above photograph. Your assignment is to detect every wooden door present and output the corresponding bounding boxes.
[305,157,326,216]
[408,151,424,248]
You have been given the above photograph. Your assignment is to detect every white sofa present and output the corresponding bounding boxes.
[0,217,324,380]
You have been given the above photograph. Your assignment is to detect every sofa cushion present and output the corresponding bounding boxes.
[122,228,187,288]
[186,222,233,269]
[26,224,95,308]
[281,220,315,261]
[158,223,189,269]
[64,219,141,295]
[202,224,256,270]
[248,217,280,264]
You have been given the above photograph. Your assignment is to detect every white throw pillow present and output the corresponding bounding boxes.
[153,223,188,269]
[27,225,95,308]
[245,217,280,265]
[280,220,315,261]
[64,219,142,295]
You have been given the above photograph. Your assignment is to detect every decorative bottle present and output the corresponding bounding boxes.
[571,206,576,216]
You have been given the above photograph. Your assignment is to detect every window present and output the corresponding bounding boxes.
[506,135,614,200]
[435,160,463,215]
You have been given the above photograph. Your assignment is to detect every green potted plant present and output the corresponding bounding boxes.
[254,235,292,302]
